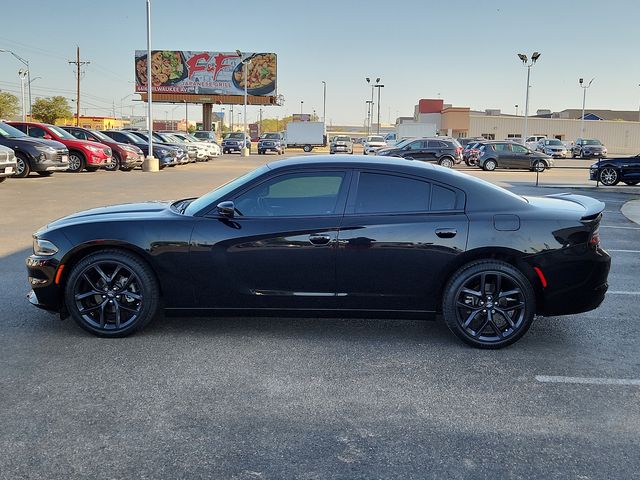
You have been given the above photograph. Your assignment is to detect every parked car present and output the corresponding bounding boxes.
[127,131,186,166]
[536,138,568,158]
[589,154,640,186]
[258,132,285,155]
[363,135,387,155]
[62,126,144,171]
[167,132,220,160]
[0,144,17,183]
[376,137,462,168]
[524,135,547,149]
[26,156,610,349]
[155,132,198,162]
[222,132,252,154]
[572,138,607,159]
[383,132,397,146]
[192,131,217,143]
[9,122,112,173]
[101,130,179,168]
[476,141,553,171]
[0,122,69,178]
[329,135,354,154]
[462,141,484,165]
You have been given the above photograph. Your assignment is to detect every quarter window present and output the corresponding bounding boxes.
[354,173,431,214]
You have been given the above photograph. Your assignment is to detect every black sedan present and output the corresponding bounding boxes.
[26,156,610,348]
[589,154,640,186]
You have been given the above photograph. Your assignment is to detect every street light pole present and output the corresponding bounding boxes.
[300,100,304,115]
[144,0,158,171]
[579,77,595,136]
[374,82,384,134]
[236,50,251,156]
[0,49,31,117]
[517,52,541,144]
[321,80,326,124]
[18,70,28,121]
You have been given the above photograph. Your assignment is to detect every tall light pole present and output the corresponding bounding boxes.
[374,82,384,134]
[579,77,595,136]
[365,100,373,135]
[300,100,304,115]
[1,49,31,117]
[236,49,251,156]
[321,80,326,124]
[515,104,519,116]
[517,52,541,144]
[18,69,28,121]
[365,77,376,135]
[145,0,157,170]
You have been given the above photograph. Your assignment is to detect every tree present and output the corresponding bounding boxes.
[31,96,73,124]
[0,92,20,119]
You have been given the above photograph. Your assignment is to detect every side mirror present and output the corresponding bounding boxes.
[43,134,53,140]
[217,201,235,217]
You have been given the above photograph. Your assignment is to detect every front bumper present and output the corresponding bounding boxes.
[0,159,17,178]
[582,151,607,158]
[26,255,63,313]
[123,154,144,168]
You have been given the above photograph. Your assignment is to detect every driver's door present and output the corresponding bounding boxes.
[189,170,351,310]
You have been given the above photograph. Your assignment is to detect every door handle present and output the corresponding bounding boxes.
[435,228,457,239]
[309,234,331,245]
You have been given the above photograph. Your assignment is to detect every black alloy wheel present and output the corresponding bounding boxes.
[483,159,497,171]
[67,152,85,173]
[599,167,619,186]
[442,260,535,348]
[13,153,30,178]
[65,250,159,337]
[105,153,120,171]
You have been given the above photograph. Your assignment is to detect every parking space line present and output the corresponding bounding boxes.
[608,249,640,253]
[601,226,640,230]
[607,291,640,295]
[536,375,640,386]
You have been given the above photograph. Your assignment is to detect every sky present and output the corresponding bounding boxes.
[1,0,639,126]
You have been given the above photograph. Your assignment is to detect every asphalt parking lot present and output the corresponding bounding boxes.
[1,152,639,479]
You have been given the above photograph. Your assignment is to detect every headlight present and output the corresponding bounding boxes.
[33,236,58,256]
[86,146,102,154]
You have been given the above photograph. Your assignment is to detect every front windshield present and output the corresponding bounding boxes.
[120,132,147,144]
[584,139,602,145]
[90,130,112,142]
[545,139,563,146]
[263,133,280,139]
[368,136,385,142]
[0,122,27,138]
[393,138,414,148]
[334,136,351,142]
[48,125,76,140]
[228,133,244,139]
[184,165,269,216]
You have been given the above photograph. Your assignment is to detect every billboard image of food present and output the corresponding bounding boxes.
[135,50,277,97]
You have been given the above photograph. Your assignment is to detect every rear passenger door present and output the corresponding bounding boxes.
[511,143,533,169]
[335,170,468,312]
[493,143,515,168]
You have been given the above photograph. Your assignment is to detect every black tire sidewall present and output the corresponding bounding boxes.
[442,260,536,349]
[64,250,160,337]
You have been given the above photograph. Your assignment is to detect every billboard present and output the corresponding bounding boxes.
[135,51,277,97]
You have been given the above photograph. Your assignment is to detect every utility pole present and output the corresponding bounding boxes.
[69,47,90,126]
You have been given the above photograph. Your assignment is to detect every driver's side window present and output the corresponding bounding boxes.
[234,172,346,217]
[405,141,422,151]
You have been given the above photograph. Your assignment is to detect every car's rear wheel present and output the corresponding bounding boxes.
[64,250,160,337]
[37,171,53,177]
[483,159,497,171]
[67,152,85,173]
[532,159,547,172]
[442,260,536,349]
[106,153,120,171]
[599,167,619,186]
[14,153,30,178]
[303,145,312,152]
[439,157,455,168]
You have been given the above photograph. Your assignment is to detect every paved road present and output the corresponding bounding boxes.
[1,154,639,479]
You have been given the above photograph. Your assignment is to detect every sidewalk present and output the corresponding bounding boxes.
[621,199,640,225]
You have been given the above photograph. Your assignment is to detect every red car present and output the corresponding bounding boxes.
[9,122,112,173]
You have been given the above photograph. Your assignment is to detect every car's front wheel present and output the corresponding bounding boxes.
[14,153,31,178]
[599,167,619,186]
[67,152,85,173]
[532,159,547,172]
[105,153,120,171]
[64,249,160,337]
[483,159,497,171]
[442,260,536,349]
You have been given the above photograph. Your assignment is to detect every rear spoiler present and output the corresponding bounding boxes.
[546,193,605,220]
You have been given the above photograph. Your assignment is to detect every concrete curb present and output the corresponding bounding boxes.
[621,199,640,226]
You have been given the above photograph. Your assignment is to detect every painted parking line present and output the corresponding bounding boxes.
[536,375,640,386]
[607,291,640,295]
[608,249,640,253]
[600,225,640,230]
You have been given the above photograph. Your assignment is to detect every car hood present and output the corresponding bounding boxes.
[4,136,67,150]
[44,201,174,230]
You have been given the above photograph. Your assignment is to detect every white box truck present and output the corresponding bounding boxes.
[396,123,437,140]
[284,122,326,152]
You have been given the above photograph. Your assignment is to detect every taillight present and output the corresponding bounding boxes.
[589,227,601,249]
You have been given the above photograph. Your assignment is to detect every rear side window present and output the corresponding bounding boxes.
[354,173,431,214]
[427,140,443,148]
[493,143,511,152]
[431,185,457,211]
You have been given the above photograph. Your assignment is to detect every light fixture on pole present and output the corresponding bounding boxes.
[579,77,595,136]
[321,80,326,124]
[374,81,384,134]
[515,104,518,116]
[18,69,28,121]
[236,49,251,156]
[517,52,541,144]
[1,49,32,117]
[300,100,304,115]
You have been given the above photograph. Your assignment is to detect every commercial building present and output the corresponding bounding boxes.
[55,116,128,130]
[400,99,640,154]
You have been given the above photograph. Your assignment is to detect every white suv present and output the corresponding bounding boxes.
[363,135,387,155]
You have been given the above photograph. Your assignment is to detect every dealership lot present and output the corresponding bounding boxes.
[1,154,639,479]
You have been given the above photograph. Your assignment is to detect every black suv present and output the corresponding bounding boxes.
[572,138,607,159]
[376,137,462,168]
[477,141,553,171]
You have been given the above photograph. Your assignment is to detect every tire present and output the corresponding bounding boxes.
[599,167,619,186]
[67,152,86,173]
[105,153,120,172]
[442,260,536,349]
[64,249,160,337]
[438,157,455,168]
[85,167,100,172]
[37,171,53,177]
[223,149,228,154]
[363,150,368,155]
[14,153,31,178]
[623,181,639,186]
[483,159,497,171]
[532,160,547,172]
[303,145,312,153]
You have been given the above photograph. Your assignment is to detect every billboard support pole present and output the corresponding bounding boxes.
[143,0,158,172]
